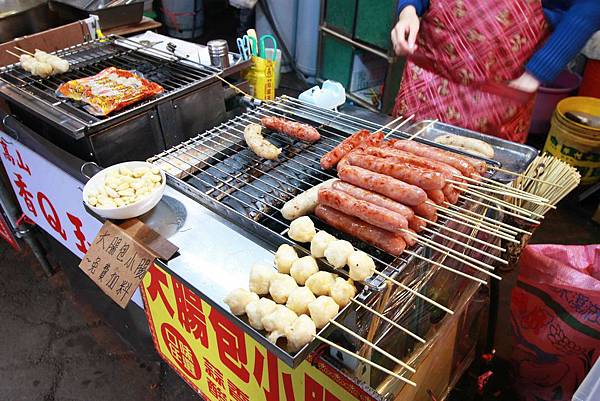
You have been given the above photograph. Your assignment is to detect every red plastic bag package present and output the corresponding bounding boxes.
[511,244,600,401]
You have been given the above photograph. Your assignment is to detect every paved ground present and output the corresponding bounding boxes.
[0,240,201,401]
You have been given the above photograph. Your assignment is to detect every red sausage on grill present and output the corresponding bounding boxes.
[335,132,386,170]
[346,152,446,191]
[391,140,476,178]
[442,184,459,204]
[315,205,407,256]
[337,165,427,206]
[426,189,445,205]
[400,229,418,247]
[408,215,427,232]
[413,201,438,222]
[318,187,408,232]
[331,180,414,220]
[320,129,370,170]
[261,116,320,142]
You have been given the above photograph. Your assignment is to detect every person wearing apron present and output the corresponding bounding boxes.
[391,0,600,143]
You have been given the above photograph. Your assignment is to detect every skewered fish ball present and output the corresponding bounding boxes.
[275,244,298,274]
[223,288,259,315]
[305,271,337,296]
[286,286,316,315]
[245,297,277,330]
[19,55,35,71]
[288,216,316,242]
[30,62,53,78]
[262,304,298,343]
[269,273,298,303]
[47,55,69,74]
[285,314,316,352]
[308,296,339,329]
[324,240,354,269]
[310,230,336,258]
[249,263,276,294]
[347,250,376,282]
[290,256,319,285]
[330,278,356,307]
[34,49,51,62]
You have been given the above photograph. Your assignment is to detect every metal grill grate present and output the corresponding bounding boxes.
[0,36,220,127]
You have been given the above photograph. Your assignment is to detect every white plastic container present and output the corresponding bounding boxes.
[299,80,346,110]
[83,161,166,220]
[573,356,600,401]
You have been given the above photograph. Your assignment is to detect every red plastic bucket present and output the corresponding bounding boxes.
[530,70,582,135]
[579,59,600,98]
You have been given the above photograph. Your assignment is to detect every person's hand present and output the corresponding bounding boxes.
[508,72,541,93]
[391,6,420,56]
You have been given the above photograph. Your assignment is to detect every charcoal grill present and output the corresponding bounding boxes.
[0,35,249,165]
[145,95,539,368]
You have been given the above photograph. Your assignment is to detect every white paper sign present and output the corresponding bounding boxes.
[0,131,102,259]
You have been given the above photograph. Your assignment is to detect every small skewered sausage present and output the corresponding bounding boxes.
[281,178,336,220]
[320,130,370,170]
[391,140,476,178]
[318,187,408,232]
[335,132,385,170]
[261,116,320,142]
[315,205,407,256]
[413,202,438,222]
[442,184,459,204]
[244,123,281,160]
[400,228,418,247]
[426,189,445,205]
[337,164,427,206]
[346,152,446,190]
[408,215,427,232]
[331,180,414,220]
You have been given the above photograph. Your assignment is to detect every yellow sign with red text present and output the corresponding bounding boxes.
[140,264,376,401]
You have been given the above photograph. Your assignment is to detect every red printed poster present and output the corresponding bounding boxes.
[0,211,18,251]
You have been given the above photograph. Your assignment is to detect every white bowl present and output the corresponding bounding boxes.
[83,161,166,220]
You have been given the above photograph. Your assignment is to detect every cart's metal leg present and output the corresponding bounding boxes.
[18,227,54,277]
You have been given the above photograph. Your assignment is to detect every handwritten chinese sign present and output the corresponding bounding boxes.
[80,221,156,308]
[141,263,376,401]
[0,131,102,258]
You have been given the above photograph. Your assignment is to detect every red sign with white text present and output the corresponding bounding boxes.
[0,131,102,259]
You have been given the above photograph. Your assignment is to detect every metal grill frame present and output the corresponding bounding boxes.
[0,35,235,138]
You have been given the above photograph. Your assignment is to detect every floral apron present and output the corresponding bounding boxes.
[393,0,549,143]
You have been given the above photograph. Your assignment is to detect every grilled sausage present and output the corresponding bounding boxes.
[318,187,408,232]
[442,184,459,204]
[391,140,476,178]
[334,131,385,170]
[243,123,281,160]
[408,215,427,232]
[433,134,495,159]
[347,152,446,190]
[315,205,407,256]
[413,202,438,222]
[426,189,445,205]
[281,178,336,220]
[320,130,370,170]
[337,165,427,206]
[331,180,414,220]
[400,229,418,247]
[261,116,320,142]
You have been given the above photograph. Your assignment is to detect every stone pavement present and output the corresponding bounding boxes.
[0,240,201,401]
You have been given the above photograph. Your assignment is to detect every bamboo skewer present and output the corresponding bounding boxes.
[14,46,33,55]
[314,334,417,387]
[440,202,532,235]
[377,115,413,136]
[373,270,454,314]
[431,202,521,236]
[6,50,21,59]
[487,165,565,187]
[351,298,426,343]
[420,217,506,252]
[436,212,519,243]
[456,187,545,219]
[455,195,540,224]
[403,231,502,278]
[407,119,437,140]
[448,178,552,204]
[403,249,488,285]
[328,320,416,373]
[418,225,507,264]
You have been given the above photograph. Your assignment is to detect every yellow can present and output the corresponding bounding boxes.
[543,96,600,185]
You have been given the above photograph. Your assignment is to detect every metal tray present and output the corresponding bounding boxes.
[404,120,539,182]
[49,0,144,29]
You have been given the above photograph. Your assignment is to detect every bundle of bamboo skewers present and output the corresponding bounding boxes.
[508,154,581,217]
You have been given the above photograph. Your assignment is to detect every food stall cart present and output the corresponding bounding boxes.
[0,27,578,401]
